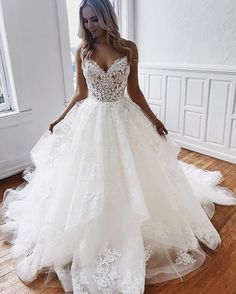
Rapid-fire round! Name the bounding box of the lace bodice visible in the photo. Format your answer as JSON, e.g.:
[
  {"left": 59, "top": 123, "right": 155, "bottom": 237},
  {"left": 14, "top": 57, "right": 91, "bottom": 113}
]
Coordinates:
[{"left": 82, "top": 56, "right": 130, "bottom": 102}]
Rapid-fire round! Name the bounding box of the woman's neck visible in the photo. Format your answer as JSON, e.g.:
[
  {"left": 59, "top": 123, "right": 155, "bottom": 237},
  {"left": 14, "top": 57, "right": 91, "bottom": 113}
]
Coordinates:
[{"left": 94, "top": 33, "right": 108, "bottom": 45}]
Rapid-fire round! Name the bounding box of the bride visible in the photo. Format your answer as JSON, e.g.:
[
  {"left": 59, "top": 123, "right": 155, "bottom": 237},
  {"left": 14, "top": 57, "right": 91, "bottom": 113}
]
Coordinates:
[{"left": 1, "top": 0, "right": 236, "bottom": 293}]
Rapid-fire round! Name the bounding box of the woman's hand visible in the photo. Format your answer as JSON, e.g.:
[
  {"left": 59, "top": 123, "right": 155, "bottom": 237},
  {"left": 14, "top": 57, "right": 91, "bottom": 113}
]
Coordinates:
[
  {"left": 153, "top": 119, "right": 168, "bottom": 137},
  {"left": 49, "top": 119, "right": 62, "bottom": 133}
]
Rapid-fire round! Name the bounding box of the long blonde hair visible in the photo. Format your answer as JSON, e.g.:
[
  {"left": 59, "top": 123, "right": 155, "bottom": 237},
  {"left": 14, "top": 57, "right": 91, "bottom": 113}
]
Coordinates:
[{"left": 78, "top": 0, "right": 132, "bottom": 64}]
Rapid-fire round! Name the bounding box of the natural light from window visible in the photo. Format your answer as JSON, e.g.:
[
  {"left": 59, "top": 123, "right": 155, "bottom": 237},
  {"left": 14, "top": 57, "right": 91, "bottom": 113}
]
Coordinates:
[{"left": 65, "top": 0, "right": 119, "bottom": 88}]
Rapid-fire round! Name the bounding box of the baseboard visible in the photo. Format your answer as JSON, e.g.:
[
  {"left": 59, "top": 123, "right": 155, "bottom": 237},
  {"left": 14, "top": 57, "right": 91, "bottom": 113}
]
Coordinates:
[
  {"left": 0, "top": 153, "right": 33, "bottom": 180},
  {"left": 175, "top": 139, "right": 236, "bottom": 164}
]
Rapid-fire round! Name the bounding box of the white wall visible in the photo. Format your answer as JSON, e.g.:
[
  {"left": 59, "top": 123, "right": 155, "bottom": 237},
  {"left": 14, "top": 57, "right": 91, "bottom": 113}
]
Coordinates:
[
  {"left": 135, "top": 0, "right": 236, "bottom": 163},
  {"left": 0, "top": 0, "right": 70, "bottom": 179},
  {"left": 135, "top": 0, "right": 236, "bottom": 65},
  {"left": 138, "top": 65, "right": 236, "bottom": 163}
]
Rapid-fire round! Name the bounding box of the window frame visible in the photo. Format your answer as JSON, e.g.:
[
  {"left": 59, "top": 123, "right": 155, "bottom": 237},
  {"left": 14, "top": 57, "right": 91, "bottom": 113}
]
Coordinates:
[
  {"left": 0, "top": 1, "right": 12, "bottom": 112},
  {"left": 119, "top": 0, "right": 134, "bottom": 41},
  {"left": 0, "top": 0, "right": 32, "bottom": 128}
]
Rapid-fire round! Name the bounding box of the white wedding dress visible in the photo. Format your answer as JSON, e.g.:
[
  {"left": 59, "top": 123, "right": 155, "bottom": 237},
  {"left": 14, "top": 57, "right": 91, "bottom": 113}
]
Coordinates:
[{"left": 1, "top": 55, "right": 236, "bottom": 294}]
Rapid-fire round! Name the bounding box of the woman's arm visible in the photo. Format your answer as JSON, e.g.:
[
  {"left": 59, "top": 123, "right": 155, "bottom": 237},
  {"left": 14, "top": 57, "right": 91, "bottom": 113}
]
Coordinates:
[
  {"left": 49, "top": 47, "right": 88, "bottom": 132},
  {"left": 127, "top": 41, "right": 168, "bottom": 137}
]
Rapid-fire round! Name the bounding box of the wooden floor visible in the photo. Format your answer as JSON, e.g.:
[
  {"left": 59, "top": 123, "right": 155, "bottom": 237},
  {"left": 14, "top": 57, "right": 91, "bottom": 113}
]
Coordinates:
[{"left": 0, "top": 148, "right": 236, "bottom": 294}]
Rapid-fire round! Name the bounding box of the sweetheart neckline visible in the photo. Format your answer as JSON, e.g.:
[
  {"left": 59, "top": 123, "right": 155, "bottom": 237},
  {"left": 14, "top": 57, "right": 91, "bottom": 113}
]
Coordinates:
[{"left": 87, "top": 55, "right": 128, "bottom": 74}]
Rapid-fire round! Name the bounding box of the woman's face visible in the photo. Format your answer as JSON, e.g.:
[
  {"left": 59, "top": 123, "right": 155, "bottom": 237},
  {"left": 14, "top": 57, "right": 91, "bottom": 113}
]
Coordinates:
[{"left": 82, "top": 6, "right": 105, "bottom": 38}]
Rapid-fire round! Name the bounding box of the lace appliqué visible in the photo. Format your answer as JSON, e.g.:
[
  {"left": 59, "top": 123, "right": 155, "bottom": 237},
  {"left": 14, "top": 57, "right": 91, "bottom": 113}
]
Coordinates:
[
  {"left": 46, "top": 116, "right": 75, "bottom": 168},
  {"left": 80, "top": 192, "right": 100, "bottom": 219},
  {"left": 83, "top": 56, "right": 130, "bottom": 102},
  {"left": 22, "top": 166, "right": 35, "bottom": 182},
  {"left": 24, "top": 241, "right": 36, "bottom": 256},
  {"left": 71, "top": 271, "right": 89, "bottom": 294},
  {"left": 144, "top": 244, "right": 152, "bottom": 262},
  {"left": 122, "top": 272, "right": 144, "bottom": 294},
  {"left": 142, "top": 220, "right": 173, "bottom": 241},
  {"left": 142, "top": 220, "right": 200, "bottom": 250},
  {"left": 92, "top": 242, "right": 122, "bottom": 293},
  {"left": 71, "top": 242, "right": 146, "bottom": 294},
  {"left": 175, "top": 250, "right": 197, "bottom": 266},
  {"left": 192, "top": 225, "right": 221, "bottom": 249}
]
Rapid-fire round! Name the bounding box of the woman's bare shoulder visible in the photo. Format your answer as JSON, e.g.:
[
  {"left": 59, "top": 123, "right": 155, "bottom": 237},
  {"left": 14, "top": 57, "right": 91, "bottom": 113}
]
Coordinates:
[
  {"left": 76, "top": 44, "right": 82, "bottom": 55},
  {"left": 123, "top": 38, "right": 136, "bottom": 48},
  {"left": 75, "top": 44, "right": 83, "bottom": 65},
  {"left": 124, "top": 39, "right": 138, "bottom": 59}
]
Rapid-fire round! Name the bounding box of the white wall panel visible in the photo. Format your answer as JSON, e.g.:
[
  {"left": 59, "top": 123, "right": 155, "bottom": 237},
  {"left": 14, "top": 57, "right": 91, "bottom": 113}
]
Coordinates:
[
  {"left": 184, "top": 111, "right": 202, "bottom": 139},
  {"left": 149, "top": 75, "right": 162, "bottom": 101},
  {"left": 139, "top": 63, "right": 236, "bottom": 163},
  {"left": 233, "top": 86, "right": 236, "bottom": 114},
  {"left": 165, "top": 77, "right": 182, "bottom": 134},
  {"left": 185, "top": 78, "right": 204, "bottom": 108},
  {"left": 138, "top": 73, "right": 147, "bottom": 96},
  {"left": 206, "top": 80, "right": 230, "bottom": 145},
  {"left": 149, "top": 103, "right": 162, "bottom": 119},
  {"left": 230, "top": 120, "right": 236, "bottom": 149}
]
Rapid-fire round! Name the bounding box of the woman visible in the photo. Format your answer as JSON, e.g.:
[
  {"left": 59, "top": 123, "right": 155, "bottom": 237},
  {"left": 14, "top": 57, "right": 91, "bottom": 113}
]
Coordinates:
[{"left": 1, "top": 0, "right": 236, "bottom": 293}]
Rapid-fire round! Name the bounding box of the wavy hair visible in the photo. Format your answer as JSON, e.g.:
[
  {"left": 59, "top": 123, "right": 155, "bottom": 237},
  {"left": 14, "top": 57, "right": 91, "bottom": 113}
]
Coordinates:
[{"left": 78, "top": 0, "right": 132, "bottom": 64}]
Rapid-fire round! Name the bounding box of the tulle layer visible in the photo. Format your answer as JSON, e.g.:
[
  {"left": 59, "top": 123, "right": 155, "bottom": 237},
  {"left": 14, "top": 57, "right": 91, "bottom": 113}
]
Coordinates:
[{"left": 1, "top": 96, "right": 236, "bottom": 293}]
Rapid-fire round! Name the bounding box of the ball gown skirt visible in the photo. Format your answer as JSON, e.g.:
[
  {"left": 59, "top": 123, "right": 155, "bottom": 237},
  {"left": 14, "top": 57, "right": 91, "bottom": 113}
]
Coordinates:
[{"left": 0, "top": 56, "right": 236, "bottom": 294}]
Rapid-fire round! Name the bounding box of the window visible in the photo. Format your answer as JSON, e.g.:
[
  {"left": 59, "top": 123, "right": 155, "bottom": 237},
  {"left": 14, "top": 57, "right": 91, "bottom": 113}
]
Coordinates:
[
  {"left": 110, "top": 0, "right": 120, "bottom": 17},
  {"left": 0, "top": 9, "right": 11, "bottom": 112},
  {"left": 65, "top": 0, "right": 80, "bottom": 88},
  {"left": 65, "top": 0, "right": 121, "bottom": 89}
]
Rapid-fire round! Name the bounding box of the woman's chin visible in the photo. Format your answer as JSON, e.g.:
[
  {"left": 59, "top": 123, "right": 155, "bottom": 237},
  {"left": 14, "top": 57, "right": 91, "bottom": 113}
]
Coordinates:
[{"left": 92, "top": 31, "right": 105, "bottom": 39}]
